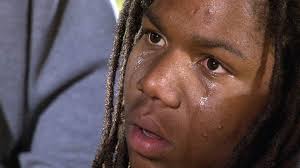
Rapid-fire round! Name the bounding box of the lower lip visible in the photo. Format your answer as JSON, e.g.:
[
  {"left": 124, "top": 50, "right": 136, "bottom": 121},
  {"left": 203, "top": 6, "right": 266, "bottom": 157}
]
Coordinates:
[{"left": 127, "top": 125, "right": 172, "bottom": 158}]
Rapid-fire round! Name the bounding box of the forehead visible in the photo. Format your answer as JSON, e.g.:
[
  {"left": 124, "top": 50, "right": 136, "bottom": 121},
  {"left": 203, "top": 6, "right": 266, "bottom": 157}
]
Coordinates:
[
  {"left": 147, "top": 0, "right": 265, "bottom": 59},
  {"left": 150, "top": 0, "right": 254, "bottom": 20}
]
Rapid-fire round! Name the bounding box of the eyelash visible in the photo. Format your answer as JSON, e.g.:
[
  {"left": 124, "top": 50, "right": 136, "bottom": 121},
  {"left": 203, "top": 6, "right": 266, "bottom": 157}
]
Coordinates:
[
  {"left": 141, "top": 29, "right": 166, "bottom": 47},
  {"left": 198, "top": 55, "right": 230, "bottom": 77},
  {"left": 139, "top": 28, "right": 231, "bottom": 77}
]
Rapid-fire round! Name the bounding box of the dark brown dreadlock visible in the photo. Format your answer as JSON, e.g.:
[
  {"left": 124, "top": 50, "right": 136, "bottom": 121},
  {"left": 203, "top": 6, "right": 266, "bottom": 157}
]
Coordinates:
[{"left": 93, "top": 0, "right": 300, "bottom": 167}]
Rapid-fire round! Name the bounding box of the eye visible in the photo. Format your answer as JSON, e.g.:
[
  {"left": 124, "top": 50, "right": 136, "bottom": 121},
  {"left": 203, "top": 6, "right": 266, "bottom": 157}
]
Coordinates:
[
  {"left": 202, "top": 57, "right": 227, "bottom": 74},
  {"left": 147, "top": 32, "right": 166, "bottom": 47}
]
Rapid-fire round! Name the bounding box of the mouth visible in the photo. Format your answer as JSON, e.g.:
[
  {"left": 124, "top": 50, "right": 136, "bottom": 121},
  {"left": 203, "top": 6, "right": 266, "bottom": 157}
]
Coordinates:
[{"left": 127, "top": 122, "right": 173, "bottom": 159}]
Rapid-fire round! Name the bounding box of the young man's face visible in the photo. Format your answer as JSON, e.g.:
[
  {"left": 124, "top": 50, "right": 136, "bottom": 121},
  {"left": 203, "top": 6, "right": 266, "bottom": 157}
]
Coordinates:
[{"left": 124, "top": 0, "right": 274, "bottom": 167}]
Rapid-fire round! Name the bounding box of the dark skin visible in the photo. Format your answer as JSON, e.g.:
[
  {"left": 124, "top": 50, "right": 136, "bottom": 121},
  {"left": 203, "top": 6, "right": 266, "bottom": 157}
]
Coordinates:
[{"left": 124, "top": 0, "right": 274, "bottom": 167}]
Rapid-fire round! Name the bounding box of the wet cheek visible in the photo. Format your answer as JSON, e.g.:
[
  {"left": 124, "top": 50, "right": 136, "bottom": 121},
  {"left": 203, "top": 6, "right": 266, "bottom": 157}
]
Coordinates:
[
  {"left": 124, "top": 49, "right": 157, "bottom": 113},
  {"left": 207, "top": 93, "right": 268, "bottom": 144},
  {"left": 180, "top": 89, "right": 268, "bottom": 163},
  {"left": 178, "top": 76, "right": 215, "bottom": 137},
  {"left": 124, "top": 51, "right": 141, "bottom": 111}
]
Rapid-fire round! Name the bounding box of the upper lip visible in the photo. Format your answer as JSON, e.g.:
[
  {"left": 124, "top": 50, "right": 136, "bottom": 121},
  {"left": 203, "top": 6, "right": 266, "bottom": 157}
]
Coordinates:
[{"left": 129, "top": 114, "right": 170, "bottom": 143}]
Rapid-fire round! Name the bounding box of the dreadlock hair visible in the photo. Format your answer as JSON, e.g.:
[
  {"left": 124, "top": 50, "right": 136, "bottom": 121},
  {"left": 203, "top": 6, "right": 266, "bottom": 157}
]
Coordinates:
[{"left": 93, "top": 0, "right": 300, "bottom": 167}]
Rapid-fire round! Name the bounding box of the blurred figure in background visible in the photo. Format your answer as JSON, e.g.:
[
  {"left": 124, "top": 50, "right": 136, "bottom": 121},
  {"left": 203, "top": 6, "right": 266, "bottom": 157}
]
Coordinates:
[{"left": 0, "top": 0, "right": 115, "bottom": 167}]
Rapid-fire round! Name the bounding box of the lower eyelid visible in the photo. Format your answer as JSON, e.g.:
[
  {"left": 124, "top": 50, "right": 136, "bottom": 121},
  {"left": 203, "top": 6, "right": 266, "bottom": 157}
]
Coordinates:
[
  {"left": 203, "top": 56, "right": 233, "bottom": 74},
  {"left": 198, "top": 65, "right": 218, "bottom": 80},
  {"left": 197, "top": 59, "right": 227, "bottom": 77}
]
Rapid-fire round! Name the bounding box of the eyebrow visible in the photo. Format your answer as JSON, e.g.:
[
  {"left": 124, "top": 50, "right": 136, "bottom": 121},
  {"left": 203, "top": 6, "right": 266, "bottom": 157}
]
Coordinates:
[
  {"left": 192, "top": 36, "right": 246, "bottom": 59},
  {"left": 144, "top": 9, "right": 167, "bottom": 34},
  {"left": 144, "top": 9, "right": 245, "bottom": 59}
]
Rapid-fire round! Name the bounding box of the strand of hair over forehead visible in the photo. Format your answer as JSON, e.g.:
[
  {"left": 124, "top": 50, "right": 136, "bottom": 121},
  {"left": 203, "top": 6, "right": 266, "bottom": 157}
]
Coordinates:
[
  {"left": 93, "top": 0, "right": 151, "bottom": 167},
  {"left": 93, "top": 0, "right": 300, "bottom": 167}
]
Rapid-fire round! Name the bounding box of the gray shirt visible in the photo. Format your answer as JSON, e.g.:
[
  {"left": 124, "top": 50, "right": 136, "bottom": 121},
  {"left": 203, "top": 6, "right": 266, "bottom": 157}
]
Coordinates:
[{"left": 0, "top": 0, "right": 114, "bottom": 167}]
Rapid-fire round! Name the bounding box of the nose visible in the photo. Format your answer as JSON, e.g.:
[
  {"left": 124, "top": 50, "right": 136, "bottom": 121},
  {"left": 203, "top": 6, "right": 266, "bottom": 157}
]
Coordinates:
[{"left": 136, "top": 52, "right": 181, "bottom": 108}]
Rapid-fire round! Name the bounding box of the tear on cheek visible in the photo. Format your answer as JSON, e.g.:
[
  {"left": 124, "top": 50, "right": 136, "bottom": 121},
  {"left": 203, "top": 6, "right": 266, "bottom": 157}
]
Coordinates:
[
  {"left": 134, "top": 56, "right": 145, "bottom": 71},
  {"left": 199, "top": 97, "right": 209, "bottom": 106},
  {"left": 134, "top": 51, "right": 155, "bottom": 71},
  {"left": 208, "top": 83, "right": 217, "bottom": 90}
]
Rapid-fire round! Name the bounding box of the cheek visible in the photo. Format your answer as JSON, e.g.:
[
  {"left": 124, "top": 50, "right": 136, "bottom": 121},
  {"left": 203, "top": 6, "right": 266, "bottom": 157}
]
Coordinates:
[
  {"left": 180, "top": 84, "right": 268, "bottom": 164},
  {"left": 124, "top": 47, "right": 143, "bottom": 103},
  {"left": 207, "top": 94, "right": 267, "bottom": 139},
  {"left": 124, "top": 55, "right": 133, "bottom": 103},
  {"left": 124, "top": 46, "right": 155, "bottom": 113}
]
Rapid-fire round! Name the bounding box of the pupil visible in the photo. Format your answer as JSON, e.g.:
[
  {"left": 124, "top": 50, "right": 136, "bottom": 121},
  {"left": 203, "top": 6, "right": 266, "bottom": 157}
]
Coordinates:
[
  {"left": 207, "top": 58, "right": 219, "bottom": 70},
  {"left": 150, "top": 33, "right": 161, "bottom": 44}
]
